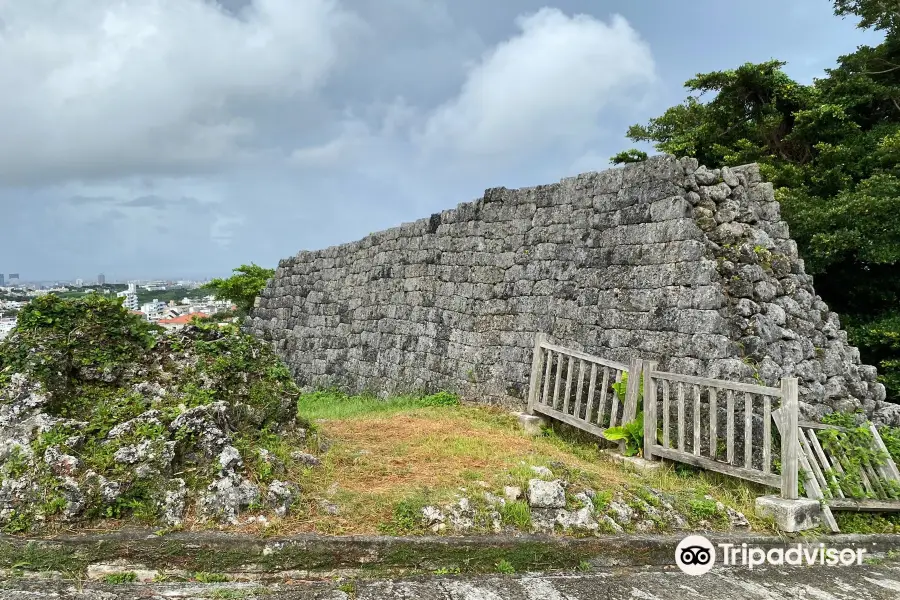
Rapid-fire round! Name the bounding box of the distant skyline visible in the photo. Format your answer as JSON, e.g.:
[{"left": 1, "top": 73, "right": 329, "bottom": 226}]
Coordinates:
[{"left": 0, "top": 0, "right": 883, "bottom": 280}]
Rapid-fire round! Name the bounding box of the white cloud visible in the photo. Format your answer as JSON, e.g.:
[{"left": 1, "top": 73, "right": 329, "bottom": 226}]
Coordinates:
[
  {"left": 417, "top": 9, "right": 657, "bottom": 157},
  {"left": 0, "top": 0, "right": 361, "bottom": 184}
]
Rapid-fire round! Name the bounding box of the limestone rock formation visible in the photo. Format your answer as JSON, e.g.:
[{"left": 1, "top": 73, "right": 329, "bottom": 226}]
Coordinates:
[{"left": 247, "top": 156, "right": 897, "bottom": 425}]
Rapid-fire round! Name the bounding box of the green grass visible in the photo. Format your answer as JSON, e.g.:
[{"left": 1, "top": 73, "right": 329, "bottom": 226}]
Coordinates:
[
  {"left": 297, "top": 390, "right": 459, "bottom": 420},
  {"left": 499, "top": 501, "right": 531, "bottom": 530},
  {"left": 101, "top": 571, "right": 137, "bottom": 584}
]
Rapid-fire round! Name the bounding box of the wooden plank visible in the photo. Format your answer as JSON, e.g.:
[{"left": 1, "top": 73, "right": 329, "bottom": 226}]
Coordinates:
[
  {"left": 797, "top": 441, "right": 840, "bottom": 532},
  {"left": 651, "top": 446, "right": 781, "bottom": 488},
  {"left": 726, "top": 389, "right": 735, "bottom": 464},
  {"left": 562, "top": 356, "right": 575, "bottom": 415},
  {"left": 854, "top": 451, "right": 877, "bottom": 497},
  {"left": 552, "top": 352, "right": 563, "bottom": 410},
  {"left": 649, "top": 370, "right": 780, "bottom": 397},
  {"left": 709, "top": 387, "right": 718, "bottom": 461},
  {"left": 861, "top": 460, "right": 885, "bottom": 498},
  {"left": 541, "top": 349, "right": 553, "bottom": 407},
  {"left": 538, "top": 341, "right": 629, "bottom": 371},
  {"left": 533, "top": 403, "right": 609, "bottom": 440},
  {"left": 622, "top": 357, "right": 643, "bottom": 424},
  {"left": 584, "top": 363, "right": 598, "bottom": 424},
  {"left": 799, "top": 420, "right": 851, "bottom": 433},
  {"left": 597, "top": 367, "right": 610, "bottom": 428},
  {"left": 828, "top": 499, "right": 900, "bottom": 512},
  {"left": 799, "top": 429, "right": 831, "bottom": 498},
  {"left": 610, "top": 371, "right": 623, "bottom": 429},
  {"left": 526, "top": 333, "right": 546, "bottom": 415},
  {"left": 677, "top": 382, "right": 685, "bottom": 452},
  {"left": 693, "top": 384, "right": 701, "bottom": 456},
  {"left": 662, "top": 379, "right": 671, "bottom": 449},
  {"left": 574, "top": 360, "right": 586, "bottom": 420},
  {"left": 762, "top": 395, "right": 771, "bottom": 474},
  {"left": 806, "top": 430, "right": 845, "bottom": 499},
  {"left": 643, "top": 361, "right": 658, "bottom": 460},
  {"left": 780, "top": 378, "right": 800, "bottom": 500},
  {"left": 744, "top": 392, "right": 753, "bottom": 469},
  {"left": 870, "top": 423, "right": 900, "bottom": 481}
]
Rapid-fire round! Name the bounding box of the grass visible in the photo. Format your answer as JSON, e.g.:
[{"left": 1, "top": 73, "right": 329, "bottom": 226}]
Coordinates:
[
  {"left": 101, "top": 571, "right": 137, "bottom": 584},
  {"left": 252, "top": 389, "right": 778, "bottom": 536}
]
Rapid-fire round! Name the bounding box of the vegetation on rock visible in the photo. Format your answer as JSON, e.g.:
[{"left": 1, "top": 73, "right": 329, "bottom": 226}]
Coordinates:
[
  {"left": 613, "top": 0, "right": 900, "bottom": 403},
  {"left": 0, "top": 294, "right": 312, "bottom": 533}
]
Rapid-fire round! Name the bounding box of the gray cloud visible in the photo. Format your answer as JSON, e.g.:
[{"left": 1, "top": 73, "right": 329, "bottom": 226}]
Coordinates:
[{"left": 0, "top": 0, "right": 885, "bottom": 281}]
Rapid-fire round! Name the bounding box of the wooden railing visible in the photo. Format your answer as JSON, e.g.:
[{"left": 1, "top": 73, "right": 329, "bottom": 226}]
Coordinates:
[
  {"left": 526, "top": 333, "right": 640, "bottom": 440},
  {"left": 642, "top": 361, "right": 799, "bottom": 499},
  {"left": 524, "top": 333, "right": 900, "bottom": 530},
  {"left": 774, "top": 416, "right": 900, "bottom": 532}
]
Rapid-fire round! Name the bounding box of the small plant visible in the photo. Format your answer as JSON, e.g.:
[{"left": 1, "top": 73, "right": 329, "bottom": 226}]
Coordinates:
[
  {"left": 337, "top": 581, "right": 356, "bottom": 595},
  {"left": 495, "top": 559, "right": 515, "bottom": 574},
  {"left": 420, "top": 391, "right": 460, "bottom": 407},
  {"left": 603, "top": 413, "right": 645, "bottom": 457},
  {"left": 688, "top": 498, "right": 719, "bottom": 520},
  {"left": 102, "top": 571, "right": 138, "bottom": 584},
  {"left": 499, "top": 500, "right": 532, "bottom": 530},
  {"left": 433, "top": 566, "right": 461, "bottom": 575},
  {"left": 577, "top": 560, "right": 592, "bottom": 572}
]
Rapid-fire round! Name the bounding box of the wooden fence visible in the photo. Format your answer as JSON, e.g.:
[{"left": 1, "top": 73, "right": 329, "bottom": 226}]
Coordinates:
[
  {"left": 774, "top": 414, "right": 900, "bottom": 532},
  {"left": 526, "top": 333, "right": 640, "bottom": 440},
  {"left": 641, "top": 361, "right": 799, "bottom": 499},
  {"left": 526, "top": 333, "right": 900, "bottom": 531}
]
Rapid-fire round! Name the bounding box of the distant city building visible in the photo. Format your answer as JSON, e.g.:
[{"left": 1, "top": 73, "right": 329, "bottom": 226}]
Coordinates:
[
  {"left": 74, "top": 278, "right": 83, "bottom": 287},
  {"left": 0, "top": 274, "right": 4, "bottom": 286},
  {"left": 8, "top": 273, "right": 19, "bottom": 283},
  {"left": 0, "top": 316, "right": 15, "bottom": 340},
  {"left": 98, "top": 273, "right": 106, "bottom": 286},
  {"left": 116, "top": 283, "right": 139, "bottom": 311}
]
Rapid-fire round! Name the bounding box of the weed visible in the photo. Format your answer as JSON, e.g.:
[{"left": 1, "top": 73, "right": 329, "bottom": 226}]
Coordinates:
[
  {"left": 688, "top": 498, "right": 719, "bottom": 520},
  {"left": 433, "top": 566, "right": 461, "bottom": 575},
  {"left": 337, "top": 581, "right": 356, "bottom": 595},
  {"left": 102, "top": 571, "right": 138, "bottom": 584},
  {"left": 495, "top": 559, "right": 515, "bottom": 574},
  {"left": 499, "top": 500, "right": 531, "bottom": 530}
]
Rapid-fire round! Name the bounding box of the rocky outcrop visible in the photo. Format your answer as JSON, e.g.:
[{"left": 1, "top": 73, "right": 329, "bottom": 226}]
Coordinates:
[{"left": 248, "top": 155, "right": 896, "bottom": 425}]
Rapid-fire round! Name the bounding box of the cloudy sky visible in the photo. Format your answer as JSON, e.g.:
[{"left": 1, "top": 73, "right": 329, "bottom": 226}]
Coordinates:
[{"left": 0, "top": 0, "right": 883, "bottom": 282}]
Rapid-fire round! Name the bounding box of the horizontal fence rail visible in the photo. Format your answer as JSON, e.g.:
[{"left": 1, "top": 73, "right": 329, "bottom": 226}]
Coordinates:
[
  {"left": 527, "top": 334, "right": 639, "bottom": 440},
  {"left": 643, "top": 361, "right": 799, "bottom": 498}
]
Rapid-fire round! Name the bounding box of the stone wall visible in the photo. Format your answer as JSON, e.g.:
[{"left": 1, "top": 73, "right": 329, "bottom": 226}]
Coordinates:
[{"left": 246, "top": 155, "right": 899, "bottom": 425}]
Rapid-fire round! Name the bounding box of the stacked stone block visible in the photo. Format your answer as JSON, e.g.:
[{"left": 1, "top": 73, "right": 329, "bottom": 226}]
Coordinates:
[{"left": 245, "top": 155, "right": 899, "bottom": 425}]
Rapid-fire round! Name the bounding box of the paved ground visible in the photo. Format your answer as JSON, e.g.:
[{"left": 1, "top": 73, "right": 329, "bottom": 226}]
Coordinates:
[{"left": 3, "top": 560, "right": 900, "bottom": 600}]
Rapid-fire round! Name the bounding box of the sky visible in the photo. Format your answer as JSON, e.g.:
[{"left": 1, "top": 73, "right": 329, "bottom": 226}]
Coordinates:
[{"left": 0, "top": 0, "right": 884, "bottom": 282}]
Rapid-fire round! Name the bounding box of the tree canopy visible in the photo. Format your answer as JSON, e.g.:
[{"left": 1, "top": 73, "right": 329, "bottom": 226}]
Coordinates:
[
  {"left": 613, "top": 1, "right": 900, "bottom": 401},
  {"left": 204, "top": 263, "right": 274, "bottom": 316}
]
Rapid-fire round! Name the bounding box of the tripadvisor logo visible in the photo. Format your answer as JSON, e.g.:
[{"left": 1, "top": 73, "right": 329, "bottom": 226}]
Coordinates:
[
  {"left": 676, "top": 535, "right": 716, "bottom": 575},
  {"left": 675, "top": 535, "right": 866, "bottom": 575}
]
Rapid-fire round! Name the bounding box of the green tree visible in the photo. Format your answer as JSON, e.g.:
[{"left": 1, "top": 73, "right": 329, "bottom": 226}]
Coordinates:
[
  {"left": 610, "top": 149, "right": 648, "bottom": 165},
  {"left": 616, "top": 5, "right": 900, "bottom": 401},
  {"left": 204, "top": 263, "right": 274, "bottom": 316}
]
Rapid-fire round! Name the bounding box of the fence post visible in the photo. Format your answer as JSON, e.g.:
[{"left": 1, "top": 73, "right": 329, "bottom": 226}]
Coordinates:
[
  {"left": 643, "top": 360, "right": 658, "bottom": 460},
  {"left": 780, "top": 377, "right": 799, "bottom": 500},
  {"left": 526, "top": 333, "right": 547, "bottom": 415},
  {"left": 623, "top": 356, "right": 643, "bottom": 424}
]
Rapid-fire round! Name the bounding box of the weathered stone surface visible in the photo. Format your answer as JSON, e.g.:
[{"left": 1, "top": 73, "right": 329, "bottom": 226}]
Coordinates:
[
  {"left": 755, "top": 495, "right": 821, "bottom": 532},
  {"left": 527, "top": 479, "right": 566, "bottom": 509},
  {"left": 247, "top": 156, "right": 889, "bottom": 424}
]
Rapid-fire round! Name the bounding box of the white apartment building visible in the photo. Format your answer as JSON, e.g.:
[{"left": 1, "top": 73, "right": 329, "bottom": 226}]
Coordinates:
[
  {"left": 0, "top": 317, "right": 16, "bottom": 340},
  {"left": 117, "top": 290, "right": 139, "bottom": 311}
]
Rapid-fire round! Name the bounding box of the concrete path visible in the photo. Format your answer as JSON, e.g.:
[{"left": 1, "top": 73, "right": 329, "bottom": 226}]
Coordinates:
[{"left": 3, "top": 560, "right": 900, "bottom": 600}]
